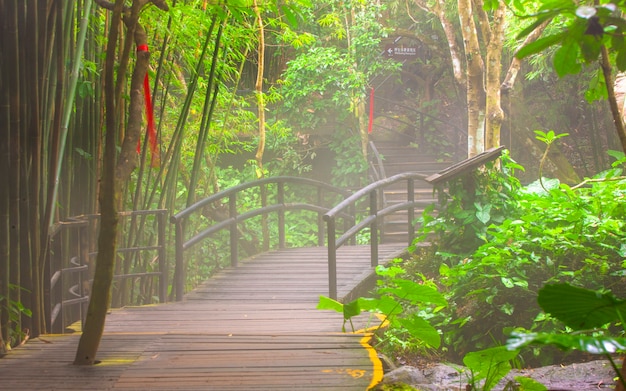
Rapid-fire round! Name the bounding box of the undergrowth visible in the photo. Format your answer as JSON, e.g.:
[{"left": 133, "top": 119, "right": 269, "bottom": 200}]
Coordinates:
[{"left": 379, "top": 147, "right": 626, "bottom": 366}]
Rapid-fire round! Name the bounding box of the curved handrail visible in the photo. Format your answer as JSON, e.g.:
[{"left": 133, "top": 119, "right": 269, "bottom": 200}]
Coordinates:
[
  {"left": 368, "top": 141, "right": 387, "bottom": 182},
  {"left": 323, "top": 172, "right": 432, "bottom": 299},
  {"left": 170, "top": 176, "right": 352, "bottom": 301},
  {"left": 47, "top": 210, "right": 168, "bottom": 333},
  {"left": 171, "top": 176, "right": 350, "bottom": 223}
]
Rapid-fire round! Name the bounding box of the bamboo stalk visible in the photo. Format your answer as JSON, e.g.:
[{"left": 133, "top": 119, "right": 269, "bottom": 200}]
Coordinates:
[
  {"left": 0, "top": 0, "right": 14, "bottom": 353},
  {"left": 7, "top": 0, "right": 22, "bottom": 348},
  {"left": 186, "top": 22, "right": 224, "bottom": 207},
  {"left": 48, "top": 0, "right": 94, "bottom": 229}
]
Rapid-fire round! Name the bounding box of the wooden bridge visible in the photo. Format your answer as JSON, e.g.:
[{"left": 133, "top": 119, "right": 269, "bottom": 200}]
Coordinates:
[
  {"left": 2, "top": 171, "right": 434, "bottom": 390},
  {"left": 0, "top": 146, "right": 503, "bottom": 390},
  {"left": 0, "top": 244, "right": 408, "bottom": 390}
]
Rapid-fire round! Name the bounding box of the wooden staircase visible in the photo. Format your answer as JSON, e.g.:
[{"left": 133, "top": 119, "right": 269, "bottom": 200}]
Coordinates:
[{"left": 368, "top": 141, "right": 455, "bottom": 243}]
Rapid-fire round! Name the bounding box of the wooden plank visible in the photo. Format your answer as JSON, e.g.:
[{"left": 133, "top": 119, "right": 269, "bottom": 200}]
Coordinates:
[{"left": 0, "top": 245, "right": 403, "bottom": 390}]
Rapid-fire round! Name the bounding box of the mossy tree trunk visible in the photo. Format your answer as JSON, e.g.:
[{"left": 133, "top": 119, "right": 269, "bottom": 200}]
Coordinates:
[{"left": 73, "top": 0, "right": 168, "bottom": 365}]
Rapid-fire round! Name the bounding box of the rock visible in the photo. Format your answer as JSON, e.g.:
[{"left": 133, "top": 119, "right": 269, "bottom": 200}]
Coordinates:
[
  {"left": 377, "top": 363, "right": 468, "bottom": 390},
  {"left": 377, "top": 360, "right": 620, "bottom": 391}
]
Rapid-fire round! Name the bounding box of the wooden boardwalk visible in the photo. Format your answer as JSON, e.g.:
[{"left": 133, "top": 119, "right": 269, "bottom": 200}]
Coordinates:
[{"left": 0, "top": 244, "right": 406, "bottom": 390}]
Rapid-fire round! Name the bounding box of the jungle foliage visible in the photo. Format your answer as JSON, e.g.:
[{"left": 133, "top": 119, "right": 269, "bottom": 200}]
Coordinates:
[
  {"left": 370, "top": 145, "right": 626, "bottom": 367},
  {"left": 3, "top": 0, "right": 626, "bottom": 367}
]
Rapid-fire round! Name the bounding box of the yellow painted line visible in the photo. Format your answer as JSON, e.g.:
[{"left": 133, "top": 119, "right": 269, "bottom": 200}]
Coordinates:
[{"left": 360, "top": 333, "right": 384, "bottom": 390}]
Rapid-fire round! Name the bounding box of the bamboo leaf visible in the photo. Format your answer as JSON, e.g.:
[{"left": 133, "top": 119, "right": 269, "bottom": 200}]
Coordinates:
[{"left": 281, "top": 5, "right": 299, "bottom": 28}]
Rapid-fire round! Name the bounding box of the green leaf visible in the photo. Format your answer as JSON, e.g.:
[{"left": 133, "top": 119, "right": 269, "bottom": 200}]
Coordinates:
[
  {"left": 382, "top": 279, "right": 447, "bottom": 307},
  {"left": 579, "top": 35, "right": 602, "bottom": 64},
  {"left": 607, "top": 149, "right": 626, "bottom": 163},
  {"left": 397, "top": 314, "right": 441, "bottom": 348},
  {"left": 317, "top": 296, "right": 343, "bottom": 313},
  {"left": 343, "top": 299, "right": 362, "bottom": 319},
  {"left": 482, "top": 0, "right": 498, "bottom": 12},
  {"left": 514, "top": 376, "right": 548, "bottom": 391},
  {"left": 515, "top": 13, "right": 559, "bottom": 42},
  {"left": 554, "top": 40, "right": 581, "bottom": 77},
  {"left": 475, "top": 203, "right": 492, "bottom": 224},
  {"left": 501, "top": 277, "right": 514, "bottom": 288},
  {"left": 524, "top": 178, "right": 560, "bottom": 194},
  {"left": 358, "top": 296, "right": 404, "bottom": 317},
  {"left": 507, "top": 331, "right": 626, "bottom": 354},
  {"left": 515, "top": 31, "right": 566, "bottom": 59},
  {"left": 463, "top": 346, "right": 519, "bottom": 390},
  {"left": 537, "top": 284, "right": 626, "bottom": 330},
  {"left": 281, "top": 5, "right": 299, "bottom": 28},
  {"left": 616, "top": 45, "right": 626, "bottom": 71}
]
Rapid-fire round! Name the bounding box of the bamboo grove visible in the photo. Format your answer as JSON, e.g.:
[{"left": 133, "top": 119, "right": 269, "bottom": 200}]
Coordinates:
[{"left": 0, "top": 0, "right": 300, "bottom": 355}]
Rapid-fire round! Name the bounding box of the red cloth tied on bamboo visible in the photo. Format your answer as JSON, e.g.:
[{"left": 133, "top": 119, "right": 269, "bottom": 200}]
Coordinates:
[{"left": 136, "top": 44, "right": 160, "bottom": 167}]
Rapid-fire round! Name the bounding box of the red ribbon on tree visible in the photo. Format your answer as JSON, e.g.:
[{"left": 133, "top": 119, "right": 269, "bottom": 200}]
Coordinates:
[{"left": 136, "top": 44, "right": 159, "bottom": 166}]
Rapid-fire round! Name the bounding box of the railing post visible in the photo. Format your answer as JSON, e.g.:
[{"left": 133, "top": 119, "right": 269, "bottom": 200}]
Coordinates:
[
  {"left": 229, "top": 193, "right": 238, "bottom": 267},
  {"left": 47, "top": 226, "right": 61, "bottom": 333},
  {"left": 326, "top": 217, "right": 338, "bottom": 300},
  {"left": 378, "top": 186, "right": 386, "bottom": 243},
  {"left": 44, "top": 230, "right": 52, "bottom": 333},
  {"left": 278, "top": 182, "right": 285, "bottom": 249},
  {"left": 407, "top": 178, "right": 415, "bottom": 246},
  {"left": 317, "top": 188, "right": 324, "bottom": 246},
  {"left": 174, "top": 220, "right": 184, "bottom": 301},
  {"left": 157, "top": 210, "right": 167, "bottom": 303},
  {"left": 370, "top": 189, "right": 378, "bottom": 267},
  {"left": 78, "top": 221, "right": 89, "bottom": 325},
  {"left": 348, "top": 204, "right": 356, "bottom": 245}
]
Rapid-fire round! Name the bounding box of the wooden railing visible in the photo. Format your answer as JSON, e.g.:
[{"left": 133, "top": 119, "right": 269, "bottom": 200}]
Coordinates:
[
  {"left": 367, "top": 141, "right": 387, "bottom": 182},
  {"left": 170, "top": 177, "right": 352, "bottom": 301},
  {"left": 46, "top": 149, "right": 504, "bottom": 323},
  {"left": 46, "top": 210, "right": 168, "bottom": 333},
  {"left": 46, "top": 218, "right": 90, "bottom": 334},
  {"left": 323, "top": 172, "right": 433, "bottom": 299}
]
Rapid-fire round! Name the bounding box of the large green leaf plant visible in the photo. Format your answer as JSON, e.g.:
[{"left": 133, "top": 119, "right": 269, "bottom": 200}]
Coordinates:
[
  {"left": 507, "top": 283, "right": 626, "bottom": 389},
  {"left": 410, "top": 142, "right": 626, "bottom": 363}
]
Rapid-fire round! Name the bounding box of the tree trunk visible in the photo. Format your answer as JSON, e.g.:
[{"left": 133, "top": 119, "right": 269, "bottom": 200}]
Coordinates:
[
  {"left": 253, "top": 0, "right": 270, "bottom": 248},
  {"left": 254, "top": 0, "right": 266, "bottom": 174},
  {"left": 501, "top": 20, "right": 550, "bottom": 92},
  {"left": 415, "top": 0, "right": 465, "bottom": 91},
  {"left": 74, "top": 0, "right": 125, "bottom": 365},
  {"left": 458, "top": 0, "right": 485, "bottom": 157},
  {"left": 485, "top": 1, "right": 505, "bottom": 150},
  {"left": 115, "top": 21, "right": 149, "bottom": 185},
  {"left": 74, "top": 0, "right": 168, "bottom": 364},
  {"left": 601, "top": 46, "right": 626, "bottom": 154}
]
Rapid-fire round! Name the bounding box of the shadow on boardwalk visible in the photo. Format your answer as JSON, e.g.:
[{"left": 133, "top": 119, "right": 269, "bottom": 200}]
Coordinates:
[{"left": 0, "top": 245, "right": 406, "bottom": 390}]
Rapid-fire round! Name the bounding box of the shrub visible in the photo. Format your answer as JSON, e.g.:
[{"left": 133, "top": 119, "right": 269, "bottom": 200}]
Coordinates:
[{"left": 409, "top": 149, "right": 626, "bottom": 364}]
